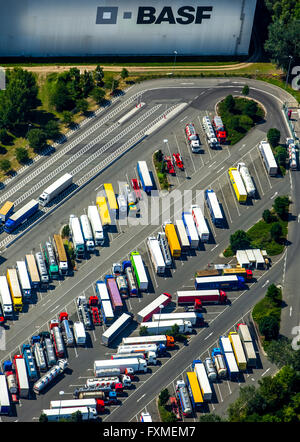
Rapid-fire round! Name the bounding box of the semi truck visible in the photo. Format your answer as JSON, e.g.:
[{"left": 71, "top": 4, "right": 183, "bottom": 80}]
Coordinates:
[
  {"left": 95, "top": 280, "right": 110, "bottom": 303},
  {"left": 80, "top": 214, "right": 95, "bottom": 252},
  {"left": 137, "top": 160, "right": 153, "bottom": 193},
  {"left": 211, "top": 348, "right": 227, "bottom": 378},
  {"left": 69, "top": 214, "right": 85, "bottom": 257},
  {"left": 22, "top": 343, "right": 38, "bottom": 382},
  {"left": 96, "top": 196, "right": 111, "bottom": 226},
  {"left": 73, "top": 322, "right": 87, "bottom": 346},
  {"left": 35, "top": 252, "right": 49, "bottom": 286},
  {"left": 140, "top": 319, "right": 193, "bottom": 335},
  {"left": 0, "top": 375, "right": 11, "bottom": 415},
  {"left": 59, "top": 312, "right": 74, "bottom": 347},
  {"left": 50, "top": 320, "right": 65, "bottom": 358},
  {"left": 52, "top": 234, "right": 68, "bottom": 276},
  {"left": 101, "top": 313, "right": 133, "bottom": 346},
  {"left": 147, "top": 236, "right": 166, "bottom": 274},
  {"left": 192, "top": 360, "right": 212, "bottom": 401},
  {"left": 177, "top": 290, "right": 227, "bottom": 307},
  {"left": 202, "top": 116, "right": 219, "bottom": 149},
  {"left": 100, "top": 300, "right": 115, "bottom": 325},
  {"left": 50, "top": 398, "right": 104, "bottom": 414},
  {"left": 3, "top": 361, "right": 18, "bottom": 395},
  {"left": 191, "top": 205, "right": 209, "bottom": 242},
  {"left": 176, "top": 380, "right": 192, "bottom": 416},
  {"left": 219, "top": 336, "right": 239, "bottom": 379},
  {"left": 42, "top": 406, "right": 97, "bottom": 421},
  {"left": 0, "top": 201, "right": 14, "bottom": 223},
  {"left": 117, "top": 194, "right": 127, "bottom": 217},
  {"left": 259, "top": 141, "right": 278, "bottom": 176},
  {"left": 117, "top": 343, "right": 166, "bottom": 357},
  {"left": 205, "top": 189, "right": 223, "bottom": 227},
  {"left": 185, "top": 123, "right": 201, "bottom": 152},
  {"left": 4, "top": 199, "right": 39, "bottom": 233},
  {"left": 228, "top": 168, "right": 248, "bottom": 203},
  {"left": 182, "top": 212, "right": 199, "bottom": 248},
  {"left": 13, "top": 355, "right": 29, "bottom": 399},
  {"left": 73, "top": 389, "right": 117, "bottom": 404},
  {"left": 25, "top": 254, "right": 40, "bottom": 289},
  {"left": 44, "top": 241, "right": 59, "bottom": 280},
  {"left": 6, "top": 268, "right": 22, "bottom": 312},
  {"left": 140, "top": 412, "right": 152, "bottom": 422},
  {"left": 223, "top": 267, "right": 252, "bottom": 280},
  {"left": 130, "top": 251, "right": 148, "bottom": 291},
  {"left": 186, "top": 371, "right": 203, "bottom": 410},
  {"left": 105, "top": 275, "right": 123, "bottom": 314},
  {"left": 121, "top": 335, "right": 175, "bottom": 348},
  {"left": 38, "top": 173, "right": 73, "bottom": 206},
  {"left": 237, "top": 163, "right": 256, "bottom": 198},
  {"left": 93, "top": 357, "right": 147, "bottom": 376},
  {"left": 110, "top": 352, "right": 159, "bottom": 365},
  {"left": 89, "top": 296, "right": 101, "bottom": 326},
  {"left": 33, "top": 359, "right": 68, "bottom": 395},
  {"left": 175, "top": 219, "right": 190, "bottom": 253},
  {"left": 116, "top": 275, "right": 128, "bottom": 298},
  {"left": 16, "top": 260, "right": 32, "bottom": 300},
  {"left": 87, "top": 205, "right": 104, "bottom": 246},
  {"left": 0, "top": 276, "right": 13, "bottom": 318},
  {"left": 152, "top": 311, "right": 203, "bottom": 326},
  {"left": 163, "top": 221, "right": 181, "bottom": 258},
  {"left": 236, "top": 323, "right": 257, "bottom": 368},
  {"left": 77, "top": 296, "right": 92, "bottom": 330},
  {"left": 41, "top": 332, "right": 57, "bottom": 367},
  {"left": 157, "top": 232, "right": 172, "bottom": 267},
  {"left": 228, "top": 332, "right": 247, "bottom": 371},
  {"left": 204, "top": 357, "right": 217, "bottom": 381},
  {"left": 136, "top": 292, "right": 172, "bottom": 322},
  {"left": 103, "top": 183, "right": 118, "bottom": 218},
  {"left": 31, "top": 336, "right": 47, "bottom": 372},
  {"left": 212, "top": 116, "right": 227, "bottom": 144},
  {"left": 122, "top": 261, "right": 138, "bottom": 296},
  {"left": 195, "top": 275, "right": 245, "bottom": 290}
]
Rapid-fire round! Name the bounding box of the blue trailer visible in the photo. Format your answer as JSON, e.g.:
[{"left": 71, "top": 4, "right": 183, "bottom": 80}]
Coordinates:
[
  {"left": 137, "top": 161, "right": 153, "bottom": 193},
  {"left": 22, "top": 343, "right": 38, "bottom": 382},
  {"left": 205, "top": 189, "right": 223, "bottom": 227},
  {"left": 195, "top": 275, "right": 245, "bottom": 290},
  {"left": 4, "top": 199, "right": 39, "bottom": 233}
]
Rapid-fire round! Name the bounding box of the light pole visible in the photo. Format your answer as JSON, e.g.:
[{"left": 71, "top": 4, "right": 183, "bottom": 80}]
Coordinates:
[
  {"left": 157, "top": 304, "right": 164, "bottom": 335},
  {"left": 285, "top": 55, "right": 293, "bottom": 89},
  {"left": 173, "top": 50, "right": 178, "bottom": 74}
]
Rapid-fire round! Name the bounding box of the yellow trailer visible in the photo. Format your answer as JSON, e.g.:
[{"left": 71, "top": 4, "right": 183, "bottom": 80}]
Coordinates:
[
  {"left": 228, "top": 332, "right": 247, "bottom": 371},
  {"left": 164, "top": 223, "right": 181, "bottom": 258},
  {"left": 223, "top": 267, "right": 253, "bottom": 280},
  {"left": 103, "top": 183, "right": 118, "bottom": 213},
  {"left": 0, "top": 201, "right": 14, "bottom": 223},
  {"left": 186, "top": 371, "right": 203, "bottom": 410},
  {"left": 228, "top": 168, "right": 247, "bottom": 203},
  {"left": 96, "top": 196, "right": 111, "bottom": 226},
  {"left": 6, "top": 269, "right": 22, "bottom": 312}
]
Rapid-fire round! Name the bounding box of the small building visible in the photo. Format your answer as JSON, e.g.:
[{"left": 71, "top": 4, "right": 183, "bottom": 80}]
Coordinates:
[
  {"left": 236, "top": 250, "right": 250, "bottom": 268},
  {"left": 245, "top": 249, "right": 256, "bottom": 268},
  {"left": 252, "top": 249, "right": 265, "bottom": 269}
]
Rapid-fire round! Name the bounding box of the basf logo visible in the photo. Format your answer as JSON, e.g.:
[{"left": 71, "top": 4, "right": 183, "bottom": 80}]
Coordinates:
[{"left": 96, "top": 5, "right": 213, "bottom": 25}]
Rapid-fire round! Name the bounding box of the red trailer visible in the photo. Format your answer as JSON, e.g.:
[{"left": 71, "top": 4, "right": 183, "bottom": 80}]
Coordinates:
[
  {"left": 89, "top": 296, "right": 101, "bottom": 326},
  {"left": 177, "top": 290, "right": 227, "bottom": 307},
  {"left": 212, "top": 116, "right": 227, "bottom": 144}
]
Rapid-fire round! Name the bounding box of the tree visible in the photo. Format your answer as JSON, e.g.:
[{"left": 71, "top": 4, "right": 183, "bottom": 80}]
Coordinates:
[
  {"left": 242, "top": 85, "right": 250, "bottom": 96},
  {"left": 239, "top": 115, "right": 253, "bottom": 130},
  {"left": 259, "top": 316, "right": 279, "bottom": 341},
  {"left": 104, "top": 77, "right": 119, "bottom": 92},
  {"left": 50, "top": 79, "right": 75, "bottom": 112},
  {"left": 67, "top": 67, "right": 83, "bottom": 101},
  {"left": 94, "top": 65, "right": 104, "bottom": 86},
  {"left": 266, "top": 337, "right": 295, "bottom": 368},
  {"left": 61, "top": 111, "right": 74, "bottom": 126},
  {"left": 39, "top": 413, "right": 48, "bottom": 422},
  {"left": 0, "top": 159, "right": 11, "bottom": 173},
  {"left": 76, "top": 98, "right": 89, "bottom": 114},
  {"left": 244, "top": 101, "right": 258, "bottom": 119},
  {"left": 27, "top": 129, "right": 47, "bottom": 152},
  {"left": 267, "top": 128, "right": 281, "bottom": 148},
  {"left": 199, "top": 413, "right": 224, "bottom": 422},
  {"left": 266, "top": 284, "right": 281, "bottom": 304},
  {"left": 62, "top": 224, "right": 70, "bottom": 238},
  {"left": 162, "top": 412, "right": 178, "bottom": 422},
  {"left": 70, "top": 410, "right": 83, "bottom": 422},
  {"left": 273, "top": 196, "right": 290, "bottom": 219},
  {"left": 230, "top": 230, "right": 251, "bottom": 253},
  {"left": 81, "top": 70, "right": 94, "bottom": 98},
  {"left": 262, "top": 209, "right": 273, "bottom": 223},
  {"left": 275, "top": 146, "right": 287, "bottom": 167},
  {"left": 91, "top": 87, "right": 106, "bottom": 104},
  {"left": 159, "top": 388, "right": 170, "bottom": 406},
  {"left": 0, "top": 129, "right": 10, "bottom": 144},
  {"left": 228, "top": 115, "right": 240, "bottom": 131},
  {"left": 44, "top": 120, "right": 60, "bottom": 140},
  {"left": 121, "top": 68, "right": 129, "bottom": 80},
  {"left": 270, "top": 222, "right": 283, "bottom": 242},
  {"left": 15, "top": 147, "right": 29, "bottom": 164},
  {"left": 224, "top": 95, "right": 235, "bottom": 112},
  {"left": 139, "top": 326, "right": 149, "bottom": 336}
]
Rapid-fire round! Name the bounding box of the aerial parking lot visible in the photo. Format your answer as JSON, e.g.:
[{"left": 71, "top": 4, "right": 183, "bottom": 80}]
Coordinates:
[{"left": 0, "top": 77, "right": 297, "bottom": 422}]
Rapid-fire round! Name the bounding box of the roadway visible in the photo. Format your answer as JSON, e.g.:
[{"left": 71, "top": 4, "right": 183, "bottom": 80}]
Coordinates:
[{"left": 0, "top": 77, "right": 297, "bottom": 421}]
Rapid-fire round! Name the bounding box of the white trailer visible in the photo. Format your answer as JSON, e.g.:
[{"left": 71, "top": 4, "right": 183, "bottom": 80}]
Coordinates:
[
  {"left": 140, "top": 320, "right": 193, "bottom": 334},
  {"left": 182, "top": 212, "right": 199, "bottom": 248},
  {"left": 157, "top": 232, "right": 172, "bottom": 267},
  {"left": 35, "top": 252, "right": 49, "bottom": 284},
  {"left": 117, "top": 194, "right": 128, "bottom": 216},
  {"left": 25, "top": 254, "right": 40, "bottom": 288},
  {"left": 237, "top": 163, "right": 256, "bottom": 198},
  {"left": 94, "top": 357, "right": 147, "bottom": 375},
  {"left": 69, "top": 215, "right": 85, "bottom": 257},
  {"left": 122, "top": 335, "right": 173, "bottom": 347},
  {"left": 42, "top": 406, "right": 97, "bottom": 421},
  {"left": 73, "top": 322, "right": 86, "bottom": 346},
  {"left": 136, "top": 293, "right": 171, "bottom": 323},
  {"left": 33, "top": 359, "right": 68, "bottom": 395},
  {"left": 152, "top": 311, "right": 201, "bottom": 326},
  {"left": 80, "top": 214, "right": 95, "bottom": 252},
  {"left": 87, "top": 206, "right": 104, "bottom": 246},
  {"left": 0, "top": 276, "right": 13, "bottom": 318},
  {"left": 120, "top": 183, "right": 136, "bottom": 205},
  {"left": 191, "top": 205, "right": 209, "bottom": 242},
  {"left": 50, "top": 398, "right": 98, "bottom": 409},
  {"left": 130, "top": 252, "right": 149, "bottom": 291},
  {"left": 117, "top": 344, "right": 159, "bottom": 355},
  {"left": 202, "top": 116, "right": 218, "bottom": 148},
  {"left": 147, "top": 236, "right": 166, "bottom": 274},
  {"left": 14, "top": 357, "right": 29, "bottom": 398},
  {"left": 101, "top": 313, "right": 133, "bottom": 346},
  {"left": 39, "top": 173, "right": 73, "bottom": 207},
  {"left": 0, "top": 375, "right": 10, "bottom": 415},
  {"left": 259, "top": 141, "right": 278, "bottom": 176},
  {"left": 137, "top": 161, "right": 153, "bottom": 192},
  {"left": 16, "top": 260, "right": 32, "bottom": 298},
  {"left": 193, "top": 360, "right": 212, "bottom": 401},
  {"left": 95, "top": 281, "right": 110, "bottom": 303},
  {"left": 175, "top": 220, "right": 190, "bottom": 252}
]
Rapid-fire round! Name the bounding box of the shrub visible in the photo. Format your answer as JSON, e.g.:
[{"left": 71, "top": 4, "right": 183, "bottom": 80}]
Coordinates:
[
  {"left": 242, "top": 85, "right": 250, "bottom": 96},
  {"left": 270, "top": 222, "right": 283, "bottom": 242},
  {"left": 159, "top": 389, "right": 170, "bottom": 406},
  {"left": 0, "top": 159, "right": 11, "bottom": 172},
  {"left": 230, "top": 230, "right": 251, "bottom": 253},
  {"left": 267, "top": 128, "right": 281, "bottom": 148},
  {"left": 0, "top": 129, "right": 10, "bottom": 144},
  {"left": 259, "top": 316, "right": 280, "bottom": 341},
  {"left": 28, "top": 129, "right": 47, "bottom": 152},
  {"left": 62, "top": 224, "right": 70, "bottom": 238},
  {"left": 15, "top": 147, "right": 29, "bottom": 164},
  {"left": 44, "top": 120, "right": 60, "bottom": 140},
  {"left": 224, "top": 95, "right": 235, "bottom": 112},
  {"left": 262, "top": 209, "right": 273, "bottom": 223}
]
